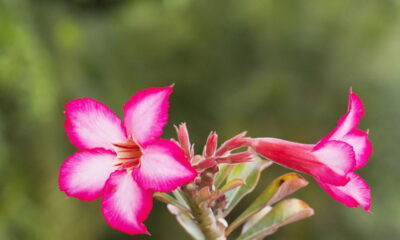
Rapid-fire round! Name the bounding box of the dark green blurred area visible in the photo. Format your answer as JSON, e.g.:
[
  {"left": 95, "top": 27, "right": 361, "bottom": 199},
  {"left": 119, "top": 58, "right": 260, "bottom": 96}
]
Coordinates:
[{"left": 1, "top": 0, "right": 400, "bottom": 239}]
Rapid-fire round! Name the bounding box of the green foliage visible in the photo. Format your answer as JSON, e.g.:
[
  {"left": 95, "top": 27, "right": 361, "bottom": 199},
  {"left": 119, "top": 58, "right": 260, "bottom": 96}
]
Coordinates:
[
  {"left": 214, "top": 164, "right": 234, "bottom": 188},
  {"left": 224, "top": 154, "right": 272, "bottom": 216},
  {"left": 226, "top": 173, "right": 308, "bottom": 236},
  {"left": 154, "top": 192, "right": 190, "bottom": 211},
  {"left": 237, "top": 199, "right": 314, "bottom": 240},
  {"left": 167, "top": 204, "right": 205, "bottom": 240}
]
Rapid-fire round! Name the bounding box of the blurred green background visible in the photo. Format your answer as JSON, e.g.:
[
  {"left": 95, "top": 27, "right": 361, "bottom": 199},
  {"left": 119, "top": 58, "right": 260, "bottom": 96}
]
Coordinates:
[{"left": 1, "top": 0, "right": 400, "bottom": 239}]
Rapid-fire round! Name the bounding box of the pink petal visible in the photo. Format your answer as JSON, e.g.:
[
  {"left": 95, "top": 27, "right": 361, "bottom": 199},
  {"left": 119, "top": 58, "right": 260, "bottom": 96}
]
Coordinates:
[
  {"left": 312, "top": 140, "right": 355, "bottom": 184},
  {"left": 319, "top": 90, "right": 364, "bottom": 143},
  {"left": 65, "top": 98, "right": 127, "bottom": 150},
  {"left": 133, "top": 139, "right": 197, "bottom": 192},
  {"left": 102, "top": 170, "right": 153, "bottom": 235},
  {"left": 316, "top": 172, "right": 371, "bottom": 211},
  {"left": 59, "top": 149, "right": 117, "bottom": 201},
  {"left": 341, "top": 129, "right": 372, "bottom": 170},
  {"left": 249, "top": 138, "right": 349, "bottom": 186},
  {"left": 123, "top": 86, "right": 173, "bottom": 145}
]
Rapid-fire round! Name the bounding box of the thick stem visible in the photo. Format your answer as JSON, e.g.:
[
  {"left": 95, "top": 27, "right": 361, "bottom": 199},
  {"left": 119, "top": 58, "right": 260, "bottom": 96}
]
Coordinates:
[{"left": 182, "top": 180, "right": 226, "bottom": 240}]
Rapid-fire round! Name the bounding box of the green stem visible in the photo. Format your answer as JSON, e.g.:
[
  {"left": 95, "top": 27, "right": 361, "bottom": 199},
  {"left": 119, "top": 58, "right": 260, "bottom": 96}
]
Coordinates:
[{"left": 182, "top": 182, "right": 226, "bottom": 240}]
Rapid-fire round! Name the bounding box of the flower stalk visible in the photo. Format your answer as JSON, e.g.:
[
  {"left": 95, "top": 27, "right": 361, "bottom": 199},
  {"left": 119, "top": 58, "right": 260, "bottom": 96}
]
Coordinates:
[{"left": 182, "top": 182, "right": 226, "bottom": 240}]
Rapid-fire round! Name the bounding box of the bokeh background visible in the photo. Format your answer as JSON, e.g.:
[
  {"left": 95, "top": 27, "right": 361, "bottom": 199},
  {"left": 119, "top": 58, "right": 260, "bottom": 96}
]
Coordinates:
[{"left": 1, "top": 0, "right": 400, "bottom": 239}]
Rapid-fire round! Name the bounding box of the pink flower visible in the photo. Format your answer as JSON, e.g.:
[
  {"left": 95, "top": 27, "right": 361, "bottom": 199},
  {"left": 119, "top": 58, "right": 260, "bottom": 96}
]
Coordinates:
[
  {"left": 247, "top": 90, "right": 372, "bottom": 211},
  {"left": 59, "top": 86, "right": 198, "bottom": 235}
]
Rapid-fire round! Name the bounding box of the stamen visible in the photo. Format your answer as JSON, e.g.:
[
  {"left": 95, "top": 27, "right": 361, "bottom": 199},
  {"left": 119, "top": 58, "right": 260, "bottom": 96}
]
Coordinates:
[{"left": 113, "top": 138, "right": 143, "bottom": 170}]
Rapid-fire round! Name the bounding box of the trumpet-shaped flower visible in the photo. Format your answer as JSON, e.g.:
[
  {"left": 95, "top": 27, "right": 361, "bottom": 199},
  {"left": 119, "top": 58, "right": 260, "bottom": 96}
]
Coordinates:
[
  {"left": 59, "top": 86, "right": 197, "bottom": 234},
  {"left": 247, "top": 90, "right": 372, "bottom": 211}
]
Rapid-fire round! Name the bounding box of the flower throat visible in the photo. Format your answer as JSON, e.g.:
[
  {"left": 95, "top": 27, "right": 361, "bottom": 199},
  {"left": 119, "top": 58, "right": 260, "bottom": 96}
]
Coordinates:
[{"left": 113, "top": 138, "right": 142, "bottom": 170}]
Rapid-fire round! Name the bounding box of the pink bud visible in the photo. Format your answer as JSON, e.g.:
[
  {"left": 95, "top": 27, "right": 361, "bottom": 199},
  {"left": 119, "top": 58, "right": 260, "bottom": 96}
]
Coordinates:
[
  {"left": 174, "top": 123, "right": 192, "bottom": 158},
  {"left": 195, "top": 157, "right": 218, "bottom": 170},
  {"left": 216, "top": 131, "right": 248, "bottom": 156},
  {"left": 217, "top": 151, "right": 253, "bottom": 164},
  {"left": 203, "top": 131, "right": 218, "bottom": 157}
]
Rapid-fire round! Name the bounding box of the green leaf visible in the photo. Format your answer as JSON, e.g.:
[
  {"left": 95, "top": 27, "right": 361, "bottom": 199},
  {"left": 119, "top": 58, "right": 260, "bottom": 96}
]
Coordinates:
[
  {"left": 226, "top": 173, "right": 308, "bottom": 236},
  {"left": 154, "top": 192, "right": 189, "bottom": 211},
  {"left": 167, "top": 204, "right": 205, "bottom": 240},
  {"left": 214, "top": 164, "right": 234, "bottom": 188},
  {"left": 237, "top": 199, "right": 314, "bottom": 240},
  {"left": 224, "top": 154, "right": 272, "bottom": 216},
  {"left": 220, "top": 178, "right": 246, "bottom": 193},
  {"left": 172, "top": 188, "right": 190, "bottom": 209},
  {"left": 241, "top": 205, "right": 272, "bottom": 235}
]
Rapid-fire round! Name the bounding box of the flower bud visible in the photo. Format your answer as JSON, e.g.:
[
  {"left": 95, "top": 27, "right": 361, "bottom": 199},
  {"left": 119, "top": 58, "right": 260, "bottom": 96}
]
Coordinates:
[
  {"left": 203, "top": 131, "right": 218, "bottom": 157},
  {"left": 174, "top": 122, "right": 192, "bottom": 158},
  {"left": 217, "top": 151, "right": 253, "bottom": 164},
  {"left": 216, "top": 131, "right": 248, "bottom": 156}
]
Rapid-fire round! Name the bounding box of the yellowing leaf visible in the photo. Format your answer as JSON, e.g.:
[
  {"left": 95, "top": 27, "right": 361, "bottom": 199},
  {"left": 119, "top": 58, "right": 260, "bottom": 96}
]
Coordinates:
[
  {"left": 237, "top": 199, "right": 314, "bottom": 240},
  {"left": 226, "top": 173, "right": 308, "bottom": 236}
]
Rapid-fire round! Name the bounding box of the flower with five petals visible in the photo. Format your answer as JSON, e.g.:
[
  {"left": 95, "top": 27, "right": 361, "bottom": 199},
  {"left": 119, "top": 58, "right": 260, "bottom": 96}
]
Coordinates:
[{"left": 59, "top": 86, "right": 198, "bottom": 234}]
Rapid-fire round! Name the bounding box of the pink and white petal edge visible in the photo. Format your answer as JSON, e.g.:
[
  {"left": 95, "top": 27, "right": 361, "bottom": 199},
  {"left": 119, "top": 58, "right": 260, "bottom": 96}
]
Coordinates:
[
  {"left": 65, "top": 98, "right": 127, "bottom": 150},
  {"left": 123, "top": 86, "right": 173, "bottom": 146},
  {"left": 59, "top": 149, "right": 117, "bottom": 201},
  {"left": 316, "top": 172, "right": 371, "bottom": 212},
  {"left": 341, "top": 129, "right": 372, "bottom": 170},
  {"left": 133, "top": 139, "right": 198, "bottom": 192},
  {"left": 312, "top": 140, "right": 356, "bottom": 184},
  {"left": 319, "top": 90, "right": 364, "bottom": 143},
  {"left": 102, "top": 170, "right": 153, "bottom": 235}
]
